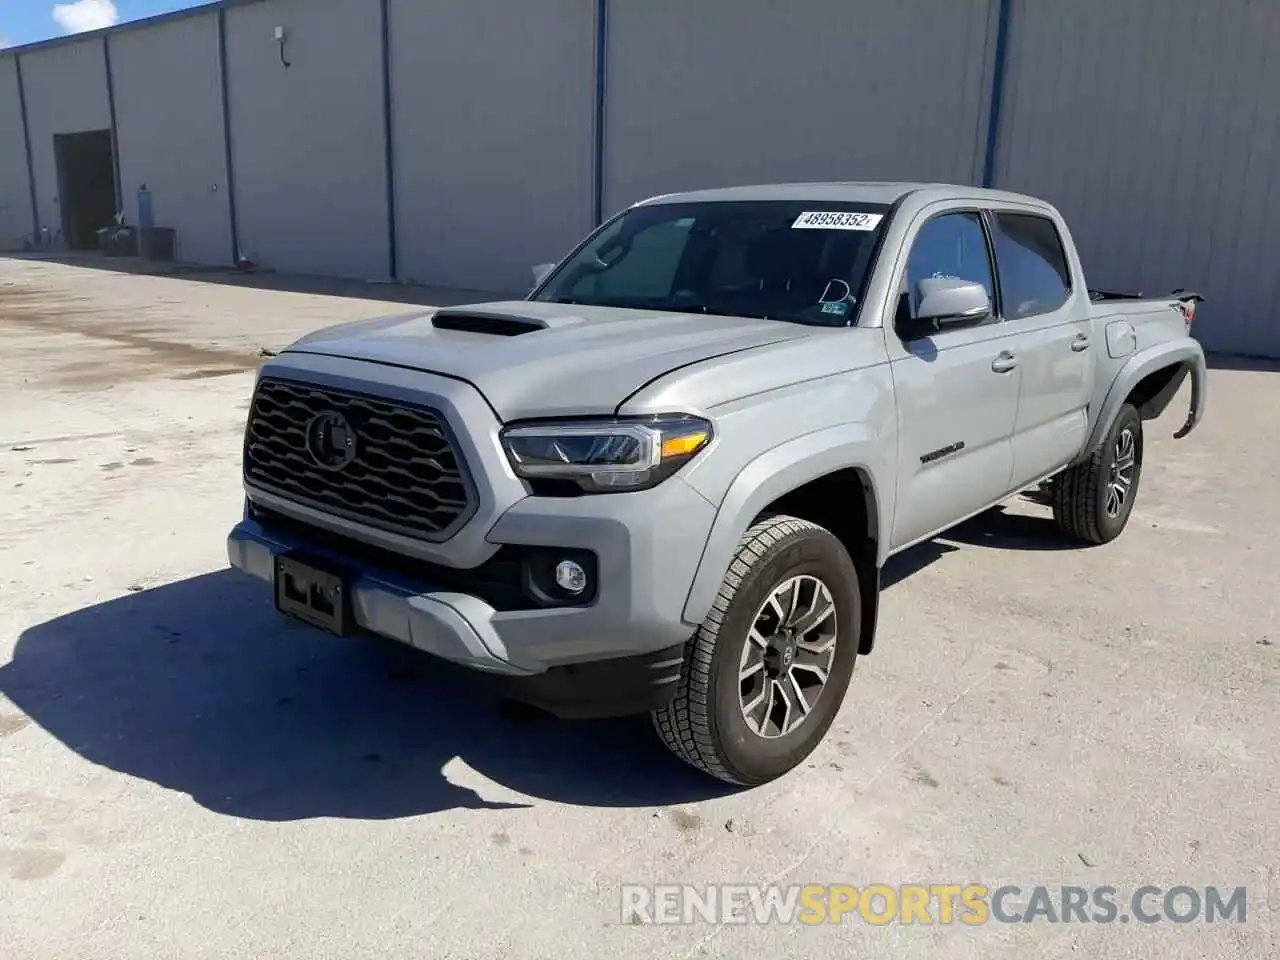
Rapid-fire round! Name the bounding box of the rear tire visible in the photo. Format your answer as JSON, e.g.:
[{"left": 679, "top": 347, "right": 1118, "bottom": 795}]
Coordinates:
[
  {"left": 1050, "top": 403, "right": 1144, "bottom": 544},
  {"left": 652, "top": 515, "right": 861, "bottom": 786}
]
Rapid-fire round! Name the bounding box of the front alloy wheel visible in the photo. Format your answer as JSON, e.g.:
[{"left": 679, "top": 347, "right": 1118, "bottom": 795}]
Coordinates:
[
  {"left": 738, "top": 575, "right": 838, "bottom": 738},
  {"left": 652, "top": 515, "right": 861, "bottom": 785}
]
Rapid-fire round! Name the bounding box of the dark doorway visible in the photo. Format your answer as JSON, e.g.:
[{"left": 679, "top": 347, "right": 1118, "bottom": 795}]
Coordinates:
[{"left": 54, "top": 130, "right": 117, "bottom": 251}]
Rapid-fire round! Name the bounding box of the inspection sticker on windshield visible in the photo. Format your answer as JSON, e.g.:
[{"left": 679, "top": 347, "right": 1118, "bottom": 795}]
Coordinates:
[{"left": 792, "top": 211, "right": 883, "bottom": 231}]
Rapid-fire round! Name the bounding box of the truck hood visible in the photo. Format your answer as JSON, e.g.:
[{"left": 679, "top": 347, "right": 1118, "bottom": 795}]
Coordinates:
[{"left": 282, "top": 300, "right": 807, "bottom": 420}]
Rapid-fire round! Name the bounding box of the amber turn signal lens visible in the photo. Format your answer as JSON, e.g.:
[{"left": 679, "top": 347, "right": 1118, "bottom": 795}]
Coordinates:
[{"left": 660, "top": 431, "right": 709, "bottom": 460}]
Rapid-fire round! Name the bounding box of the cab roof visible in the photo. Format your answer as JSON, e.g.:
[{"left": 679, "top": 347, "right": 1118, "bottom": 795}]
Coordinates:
[{"left": 635, "top": 181, "right": 1049, "bottom": 210}]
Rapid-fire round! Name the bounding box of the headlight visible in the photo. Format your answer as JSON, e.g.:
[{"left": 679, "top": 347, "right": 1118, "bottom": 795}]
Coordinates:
[{"left": 500, "top": 415, "right": 712, "bottom": 493}]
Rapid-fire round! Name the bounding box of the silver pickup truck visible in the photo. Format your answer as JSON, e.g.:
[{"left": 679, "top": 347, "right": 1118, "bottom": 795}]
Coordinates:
[{"left": 227, "top": 182, "right": 1207, "bottom": 785}]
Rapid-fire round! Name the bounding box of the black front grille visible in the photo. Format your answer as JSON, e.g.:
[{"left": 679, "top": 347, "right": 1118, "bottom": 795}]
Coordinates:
[{"left": 244, "top": 377, "right": 474, "bottom": 541}]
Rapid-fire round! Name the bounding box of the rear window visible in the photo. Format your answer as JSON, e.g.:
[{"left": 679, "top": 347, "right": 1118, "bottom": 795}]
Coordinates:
[
  {"left": 532, "top": 200, "right": 892, "bottom": 327},
  {"left": 992, "top": 213, "right": 1073, "bottom": 319}
]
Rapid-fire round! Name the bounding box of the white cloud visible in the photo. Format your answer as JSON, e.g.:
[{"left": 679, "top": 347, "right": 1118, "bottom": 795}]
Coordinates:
[
  {"left": 52, "top": 0, "right": 120, "bottom": 35},
  {"left": 0, "top": 37, "right": 12, "bottom": 49}
]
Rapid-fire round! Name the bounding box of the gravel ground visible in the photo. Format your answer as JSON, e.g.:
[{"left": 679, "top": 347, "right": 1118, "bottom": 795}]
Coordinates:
[{"left": 1, "top": 256, "right": 1276, "bottom": 959}]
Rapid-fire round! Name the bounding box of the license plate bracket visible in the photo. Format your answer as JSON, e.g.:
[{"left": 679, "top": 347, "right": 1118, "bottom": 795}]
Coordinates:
[{"left": 274, "top": 553, "right": 351, "bottom": 636}]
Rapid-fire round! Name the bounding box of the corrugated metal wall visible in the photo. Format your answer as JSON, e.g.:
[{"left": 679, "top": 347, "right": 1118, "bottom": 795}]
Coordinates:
[
  {"left": 224, "top": 0, "right": 389, "bottom": 279},
  {"left": 0, "top": 57, "right": 30, "bottom": 249},
  {"left": 996, "top": 0, "right": 1280, "bottom": 356},
  {"left": 111, "top": 12, "right": 232, "bottom": 266},
  {"left": 19, "top": 39, "right": 112, "bottom": 239},
  {"left": 604, "top": 0, "right": 1000, "bottom": 215},
  {"left": 2, "top": 0, "right": 1279, "bottom": 355},
  {"left": 389, "top": 0, "right": 596, "bottom": 294}
]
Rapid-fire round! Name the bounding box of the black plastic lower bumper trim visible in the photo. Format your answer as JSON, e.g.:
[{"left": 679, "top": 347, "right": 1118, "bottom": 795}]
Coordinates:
[{"left": 497, "top": 642, "right": 688, "bottom": 719}]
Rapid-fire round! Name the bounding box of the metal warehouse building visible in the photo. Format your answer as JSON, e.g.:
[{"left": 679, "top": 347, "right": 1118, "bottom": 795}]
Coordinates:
[{"left": 1, "top": 0, "right": 1278, "bottom": 356}]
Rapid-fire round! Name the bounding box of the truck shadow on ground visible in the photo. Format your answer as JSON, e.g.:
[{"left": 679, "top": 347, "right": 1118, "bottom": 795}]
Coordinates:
[
  {"left": 2, "top": 509, "right": 1065, "bottom": 823},
  {"left": 939, "top": 502, "right": 1080, "bottom": 552},
  {"left": 0, "top": 570, "right": 733, "bottom": 822}
]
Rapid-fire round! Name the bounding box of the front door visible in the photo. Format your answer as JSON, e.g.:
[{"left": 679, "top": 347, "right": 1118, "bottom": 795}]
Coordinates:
[
  {"left": 887, "top": 209, "right": 1021, "bottom": 552},
  {"left": 989, "top": 211, "right": 1093, "bottom": 488}
]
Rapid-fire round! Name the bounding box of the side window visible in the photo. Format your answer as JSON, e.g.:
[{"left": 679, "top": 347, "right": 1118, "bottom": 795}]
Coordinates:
[
  {"left": 902, "top": 212, "right": 996, "bottom": 318},
  {"left": 572, "top": 220, "right": 693, "bottom": 300},
  {"left": 992, "top": 213, "right": 1073, "bottom": 320}
]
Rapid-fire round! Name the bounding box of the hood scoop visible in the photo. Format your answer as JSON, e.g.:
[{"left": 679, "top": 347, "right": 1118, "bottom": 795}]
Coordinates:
[{"left": 430, "top": 310, "right": 547, "bottom": 337}]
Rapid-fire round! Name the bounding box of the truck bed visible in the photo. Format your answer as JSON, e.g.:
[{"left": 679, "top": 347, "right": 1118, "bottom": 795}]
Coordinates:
[{"left": 1088, "top": 287, "right": 1204, "bottom": 309}]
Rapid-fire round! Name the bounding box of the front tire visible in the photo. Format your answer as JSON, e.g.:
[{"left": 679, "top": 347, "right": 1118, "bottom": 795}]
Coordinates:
[
  {"left": 1050, "top": 403, "right": 1144, "bottom": 544},
  {"left": 652, "top": 515, "right": 861, "bottom": 785}
]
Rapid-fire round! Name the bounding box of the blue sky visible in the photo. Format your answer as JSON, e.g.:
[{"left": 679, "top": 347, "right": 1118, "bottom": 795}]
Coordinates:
[{"left": 1, "top": 1, "right": 208, "bottom": 49}]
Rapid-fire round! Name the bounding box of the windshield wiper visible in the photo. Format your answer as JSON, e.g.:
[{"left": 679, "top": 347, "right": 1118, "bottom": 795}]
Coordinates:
[
  {"left": 551, "top": 296, "right": 780, "bottom": 322},
  {"left": 626, "top": 300, "right": 779, "bottom": 322},
  {"left": 685, "top": 303, "right": 779, "bottom": 322}
]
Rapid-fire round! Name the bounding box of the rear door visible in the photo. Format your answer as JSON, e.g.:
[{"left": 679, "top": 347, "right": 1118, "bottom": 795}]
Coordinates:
[
  {"left": 886, "top": 208, "right": 1021, "bottom": 551},
  {"left": 989, "top": 210, "right": 1094, "bottom": 488}
]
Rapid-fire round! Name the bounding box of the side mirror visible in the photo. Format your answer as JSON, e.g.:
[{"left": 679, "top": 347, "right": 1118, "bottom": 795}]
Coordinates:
[
  {"left": 531, "top": 262, "right": 556, "bottom": 289},
  {"left": 914, "top": 277, "right": 991, "bottom": 327}
]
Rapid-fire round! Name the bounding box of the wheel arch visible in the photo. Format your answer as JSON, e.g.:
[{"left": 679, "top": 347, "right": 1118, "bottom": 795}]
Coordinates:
[
  {"left": 681, "top": 426, "right": 889, "bottom": 655},
  {"left": 1127, "top": 362, "right": 1189, "bottom": 421},
  {"left": 1084, "top": 340, "right": 1206, "bottom": 456}
]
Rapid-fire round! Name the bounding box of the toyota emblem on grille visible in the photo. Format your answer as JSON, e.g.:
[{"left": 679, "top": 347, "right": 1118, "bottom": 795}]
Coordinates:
[{"left": 305, "top": 411, "right": 357, "bottom": 470}]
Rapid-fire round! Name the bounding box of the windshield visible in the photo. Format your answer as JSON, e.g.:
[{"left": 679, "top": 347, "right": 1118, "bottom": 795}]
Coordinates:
[{"left": 531, "top": 200, "right": 892, "bottom": 327}]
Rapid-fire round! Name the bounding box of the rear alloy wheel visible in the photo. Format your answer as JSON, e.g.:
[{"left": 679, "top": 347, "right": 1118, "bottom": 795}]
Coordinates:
[
  {"left": 1050, "top": 402, "right": 1144, "bottom": 544},
  {"left": 652, "top": 515, "right": 860, "bottom": 786},
  {"left": 1105, "top": 424, "right": 1138, "bottom": 521}
]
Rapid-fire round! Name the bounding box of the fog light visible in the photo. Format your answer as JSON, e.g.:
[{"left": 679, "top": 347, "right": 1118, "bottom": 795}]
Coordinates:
[{"left": 554, "top": 559, "right": 588, "bottom": 595}]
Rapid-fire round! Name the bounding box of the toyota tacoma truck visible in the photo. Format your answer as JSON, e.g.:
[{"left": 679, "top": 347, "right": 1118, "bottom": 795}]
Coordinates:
[{"left": 227, "top": 182, "right": 1207, "bottom": 785}]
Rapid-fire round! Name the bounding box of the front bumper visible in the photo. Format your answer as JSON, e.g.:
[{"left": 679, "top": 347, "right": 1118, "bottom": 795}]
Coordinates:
[
  {"left": 230, "top": 514, "right": 690, "bottom": 717},
  {"left": 227, "top": 474, "right": 715, "bottom": 681}
]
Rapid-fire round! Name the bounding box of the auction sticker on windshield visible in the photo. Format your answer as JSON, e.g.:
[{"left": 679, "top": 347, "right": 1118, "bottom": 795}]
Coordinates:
[{"left": 792, "top": 211, "right": 884, "bottom": 231}]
